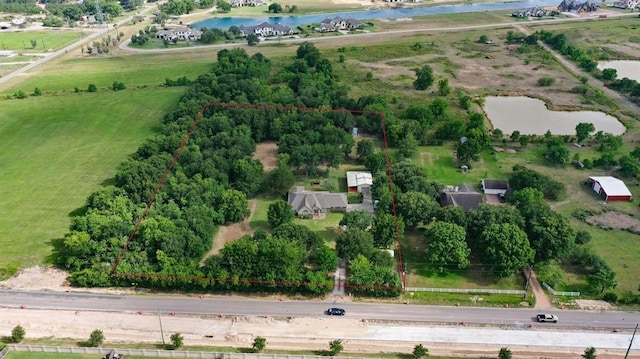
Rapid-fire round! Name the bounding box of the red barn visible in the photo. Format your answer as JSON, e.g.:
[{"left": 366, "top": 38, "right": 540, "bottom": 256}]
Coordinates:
[{"left": 588, "top": 176, "right": 632, "bottom": 201}]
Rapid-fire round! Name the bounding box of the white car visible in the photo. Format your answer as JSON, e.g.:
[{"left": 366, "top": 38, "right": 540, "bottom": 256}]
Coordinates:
[{"left": 536, "top": 313, "right": 558, "bottom": 323}]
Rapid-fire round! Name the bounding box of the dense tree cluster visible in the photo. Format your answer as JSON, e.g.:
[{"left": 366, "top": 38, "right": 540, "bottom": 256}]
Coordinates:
[
  {"left": 46, "top": 0, "right": 123, "bottom": 21},
  {"left": 59, "top": 44, "right": 406, "bottom": 295}
]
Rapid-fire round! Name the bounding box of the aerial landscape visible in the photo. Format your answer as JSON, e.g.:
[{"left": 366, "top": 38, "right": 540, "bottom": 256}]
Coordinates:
[{"left": 1, "top": 0, "right": 640, "bottom": 357}]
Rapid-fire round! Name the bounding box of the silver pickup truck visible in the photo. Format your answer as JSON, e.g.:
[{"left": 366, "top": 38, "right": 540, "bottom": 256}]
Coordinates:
[{"left": 536, "top": 313, "right": 558, "bottom": 323}]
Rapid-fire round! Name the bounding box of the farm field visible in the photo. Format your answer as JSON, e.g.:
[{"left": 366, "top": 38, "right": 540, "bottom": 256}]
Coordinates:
[{"left": 0, "top": 87, "right": 184, "bottom": 276}]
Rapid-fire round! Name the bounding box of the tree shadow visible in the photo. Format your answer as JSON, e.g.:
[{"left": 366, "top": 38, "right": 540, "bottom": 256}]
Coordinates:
[
  {"left": 68, "top": 205, "right": 88, "bottom": 218},
  {"left": 45, "top": 237, "right": 67, "bottom": 267},
  {"left": 313, "top": 350, "right": 333, "bottom": 356},
  {"left": 238, "top": 348, "right": 257, "bottom": 353},
  {"left": 100, "top": 177, "right": 116, "bottom": 187}
]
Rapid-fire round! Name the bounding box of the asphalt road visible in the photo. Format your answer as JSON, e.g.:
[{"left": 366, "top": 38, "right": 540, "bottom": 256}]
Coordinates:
[{"left": 2, "top": 289, "right": 639, "bottom": 330}]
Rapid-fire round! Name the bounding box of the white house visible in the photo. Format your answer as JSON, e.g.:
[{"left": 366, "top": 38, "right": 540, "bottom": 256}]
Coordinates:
[
  {"left": 238, "top": 22, "right": 293, "bottom": 37},
  {"left": 481, "top": 179, "right": 509, "bottom": 195},
  {"left": 155, "top": 27, "right": 202, "bottom": 41}
]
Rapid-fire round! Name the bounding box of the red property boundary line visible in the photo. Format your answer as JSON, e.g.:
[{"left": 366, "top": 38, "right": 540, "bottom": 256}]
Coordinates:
[{"left": 110, "top": 102, "right": 406, "bottom": 290}]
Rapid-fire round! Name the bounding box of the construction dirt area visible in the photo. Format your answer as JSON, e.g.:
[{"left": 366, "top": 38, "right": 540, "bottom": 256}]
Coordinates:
[{"left": 0, "top": 267, "right": 637, "bottom": 359}]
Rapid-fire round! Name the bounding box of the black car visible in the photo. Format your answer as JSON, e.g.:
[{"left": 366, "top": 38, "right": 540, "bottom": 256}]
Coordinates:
[{"left": 326, "top": 307, "right": 345, "bottom": 316}]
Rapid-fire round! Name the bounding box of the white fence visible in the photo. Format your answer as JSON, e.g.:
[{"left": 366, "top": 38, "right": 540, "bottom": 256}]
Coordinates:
[
  {"left": 542, "top": 282, "right": 580, "bottom": 297},
  {"left": 0, "top": 346, "right": 9, "bottom": 359},
  {"left": 405, "top": 287, "right": 526, "bottom": 295},
  {"left": 7, "top": 345, "right": 366, "bottom": 359}
]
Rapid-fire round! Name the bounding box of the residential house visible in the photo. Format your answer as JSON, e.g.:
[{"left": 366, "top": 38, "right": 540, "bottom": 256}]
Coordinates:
[
  {"left": 558, "top": 0, "right": 598, "bottom": 12},
  {"left": 440, "top": 184, "right": 485, "bottom": 212},
  {"left": 346, "top": 171, "right": 372, "bottom": 193},
  {"left": 230, "top": 0, "right": 266, "bottom": 7},
  {"left": 238, "top": 22, "right": 294, "bottom": 37},
  {"left": 512, "top": 7, "right": 555, "bottom": 17},
  {"left": 612, "top": 0, "right": 638, "bottom": 9},
  {"left": 155, "top": 27, "right": 203, "bottom": 41},
  {"left": 588, "top": 176, "right": 632, "bottom": 201},
  {"left": 481, "top": 179, "right": 509, "bottom": 195},
  {"left": 318, "top": 17, "right": 362, "bottom": 32},
  {"left": 288, "top": 186, "right": 348, "bottom": 217}
]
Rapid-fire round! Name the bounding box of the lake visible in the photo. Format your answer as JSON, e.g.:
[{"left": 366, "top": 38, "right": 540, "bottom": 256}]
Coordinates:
[
  {"left": 483, "top": 96, "right": 625, "bottom": 135},
  {"left": 192, "top": 0, "right": 559, "bottom": 29},
  {"left": 597, "top": 60, "right": 640, "bottom": 82}
]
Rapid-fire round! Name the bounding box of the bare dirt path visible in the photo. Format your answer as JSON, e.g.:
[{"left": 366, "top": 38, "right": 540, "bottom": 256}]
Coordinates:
[
  {"left": 200, "top": 200, "right": 258, "bottom": 264},
  {"left": 525, "top": 268, "right": 553, "bottom": 310}
]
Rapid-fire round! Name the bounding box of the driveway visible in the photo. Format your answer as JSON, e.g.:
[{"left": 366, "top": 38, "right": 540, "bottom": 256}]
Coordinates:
[{"left": 346, "top": 186, "right": 374, "bottom": 214}]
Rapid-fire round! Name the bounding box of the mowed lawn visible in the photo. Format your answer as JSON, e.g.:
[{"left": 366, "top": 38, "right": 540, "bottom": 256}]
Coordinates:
[
  {"left": 0, "top": 30, "right": 83, "bottom": 52},
  {"left": 0, "top": 52, "right": 213, "bottom": 95},
  {"left": 0, "top": 87, "right": 185, "bottom": 274}
]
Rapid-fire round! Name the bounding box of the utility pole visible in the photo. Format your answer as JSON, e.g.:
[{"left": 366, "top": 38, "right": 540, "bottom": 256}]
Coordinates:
[
  {"left": 624, "top": 323, "right": 638, "bottom": 359},
  {"left": 157, "top": 309, "right": 166, "bottom": 347}
]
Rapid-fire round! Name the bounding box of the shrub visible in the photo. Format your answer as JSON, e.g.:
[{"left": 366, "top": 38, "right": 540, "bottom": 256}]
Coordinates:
[
  {"left": 11, "top": 325, "right": 25, "bottom": 343},
  {"left": 538, "top": 77, "right": 556, "bottom": 86},
  {"left": 112, "top": 81, "right": 126, "bottom": 91},
  {"left": 170, "top": 333, "right": 183, "bottom": 349},
  {"left": 252, "top": 336, "right": 266, "bottom": 352},
  {"left": 602, "top": 291, "right": 618, "bottom": 303},
  {"left": 87, "top": 84, "right": 97, "bottom": 92},
  {"left": 87, "top": 329, "right": 104, "bottom": 347}
]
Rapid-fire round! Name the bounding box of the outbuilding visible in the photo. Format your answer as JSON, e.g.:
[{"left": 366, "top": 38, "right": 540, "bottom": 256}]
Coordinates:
[
  {"left": 346, "top": 171, "right": 372, "bottom": 193},
  {"left": 481, "top": 179, "right": 509, "bottom": 195},
  {"left": 588, "top": 176, "right": 632, "bottom": 201}
]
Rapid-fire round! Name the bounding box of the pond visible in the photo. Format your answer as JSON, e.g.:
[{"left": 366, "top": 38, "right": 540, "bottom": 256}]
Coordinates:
[
  {"left": 191, "top": 0, "right": 559, "bottom": 29},
  {"left": 483, "top": 96, "right": 625, "bottom": 135},
  {"left": 597, "top": 60, "right": 640, "bottom": 82}
]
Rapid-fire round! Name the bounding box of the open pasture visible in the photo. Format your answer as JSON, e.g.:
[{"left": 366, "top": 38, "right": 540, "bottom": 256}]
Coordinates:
[{"left": 0, "top": 88, "right": 184, "bottom": 276}]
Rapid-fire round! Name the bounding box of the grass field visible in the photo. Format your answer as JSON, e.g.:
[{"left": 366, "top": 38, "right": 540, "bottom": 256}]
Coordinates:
[
  {"left": 0, "top": 30, "right": 84, "bottom": 52},
  {"left": 0, "top": 87, "right": 184, "bottom": 276},
  {"left": 0, "top": 52, "right": 213, "bottom": 95}
]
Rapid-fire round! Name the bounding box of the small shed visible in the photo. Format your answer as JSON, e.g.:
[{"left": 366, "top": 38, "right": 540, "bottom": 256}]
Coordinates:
[{"left": 588, "top": 176, "right": 632, "bottom": 201}]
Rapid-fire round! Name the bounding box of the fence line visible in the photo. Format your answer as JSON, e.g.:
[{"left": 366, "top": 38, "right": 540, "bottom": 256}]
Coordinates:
[
  {"left": 542, "top": 282, "right": 580, "bottom": 297},
  {"left": 0, "top": 346, "right": 8, "bottom": 359},
  {"left": 405, "top": 287, "right": 526, "bottom": 295},
  {"left": 7, "top": 345, "right": 369, "bottom": 359}
]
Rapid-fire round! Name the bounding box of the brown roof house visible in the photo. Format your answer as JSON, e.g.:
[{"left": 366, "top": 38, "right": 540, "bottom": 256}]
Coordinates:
[
  {"left": 288, "top": 186, "right": 347, "bottom": 218},
  {"left": 440, "top": 184, "right": 485, "bottom": 212}
]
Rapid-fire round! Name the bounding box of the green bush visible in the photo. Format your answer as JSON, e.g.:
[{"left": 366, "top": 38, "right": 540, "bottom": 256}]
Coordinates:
[
  {"left": 537, "top": 77, "right": 556, "bottom": 86},
  {"left": 602, "top": 291, "right": 618, "bottom": 303}
]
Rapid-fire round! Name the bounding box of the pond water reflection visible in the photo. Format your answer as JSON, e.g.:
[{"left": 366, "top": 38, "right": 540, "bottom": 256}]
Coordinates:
[{"left": 483, "top": 96, "right": 625, "bottom": 135}]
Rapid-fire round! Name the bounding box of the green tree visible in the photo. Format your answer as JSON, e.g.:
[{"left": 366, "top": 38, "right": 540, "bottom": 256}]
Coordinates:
[
  {"left": 546, "top": 139, "right": 570, "bottom": 164},
  {"left": 575, "top": 122, "right": 595, "bottom": 143},
  {"left": 371, "top": 213, "right": 404, "bottom": 248},
  {"left": 230, "top": 158, "right": 263, "bottom": 197},
  {"left": 87, "top": 329, "right": 104, "bottom": 347},
  {"left": 510, "top": 130, "right": 520, "bottom": 142},
  {"left": 618, "top": 155, "right": 639, "bottom": 177},
  {"left": 267, "top": 199, "right": 294, "bottom": 229},
  {"left": 170, "top": 333, "right": 183, "bottom": 349},
  {"left": 498, "top": 347, "right": 512, "bottom": 359},
  {"left": 247, "top": 34, "right": 259, "bottom": 46},
  {"left": 220, "top": 189, "right": 250, "bottom": 223},
  {"left": 33, "top": 87, "right": 42, "bottom": 96},
  {"left": 339, "top": 211, "right": 373, "bottom": 231},
  {"left": 112, "top": 81, "right": 126, "bottom": 91},
  {"left": 466, "top": 204, "right": 525, "bottom": 247},
  {"left": 265, "top": 162, "right": 295, "bottom": 197},
  {"left": 424, "top": 222, "right": 470, "bottom": 272},
  {"left": 268, "top": 2, "right": 282, "bottom": 12},
  {"left": 87, "top": 84, "right": 97, "bottom": 92},
  {"left": 412, "top": 344, "right": 429, "bottom": 359},
  {"left": 313, "top": 245, "right": 338, "bottom": 272},
  {"left": 336, "top": 229, "right": 374, "bottom": 260},
  {"left": 478, "top": 34, "right": 488, "bottom": 43},
  {"left": 413, "top": 65, "right": 434, "bottom": 90},
  {"left": 601, "top": 68, "right": 617, "bottom": 81},
  {"left": 526, "top": 210, "right": 576, "bottom": 263},
  {"left": 434, "top": 206, "right": 467, "bottom": 227},
  {"left": 582, "top": 347, "right": 596, "bottom": 359},
  {"left": 329, "top": 339, "right": 343, "bottom": 355},
  {"left": 252, "top": 336, "right": 266, "bottom": 352},
  {"left": 479, "top": 223, "right": 534, "bottom": 277},
  {"left": 396, "top": 191, "right": 439, "bottom": 228},
  {"left": 356, "top": 139, "right": 374, "bottom": 161},
  {"left": 216, "top": 0, "right": 231, "bottom": 12},
  {"left": 456, "top": 139, "right": 481, "bottom": 164},
  {"left": 587, "top": 266, "right": 617, "bottom": 294},
  {"left": 11, "top": 325, "right": 25, "bottom": 343},
  {"left": 437, "top": 78, "right": 450, "bottom": 96}
]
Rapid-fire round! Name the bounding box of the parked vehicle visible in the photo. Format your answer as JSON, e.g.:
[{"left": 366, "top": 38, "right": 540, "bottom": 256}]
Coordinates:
[
  {"left": 326, "top": 307, "right": 346, "bottom": 316},
  {"left": 536, "top": 313, "right": 558, "bottom": 323}
]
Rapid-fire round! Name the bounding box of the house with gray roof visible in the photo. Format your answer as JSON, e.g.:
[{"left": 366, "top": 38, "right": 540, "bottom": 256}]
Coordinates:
[
  {"left": 558, "top": 0, "right": 598, "bottom": 12},
  {"left": 318, "top": 17, "right": 362, "bottom": 32},
  {"left": 155, "top": 26, "right": 202, "bottom": 41},
  {"left": 239, "top": 22, "right": 294, "bottom": 37},
  {"left": 288, "top": 186, "right": 347, "bottom": 218},
  {"left": 440, "top": 184, "right": 485, "bottom": 212}
]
